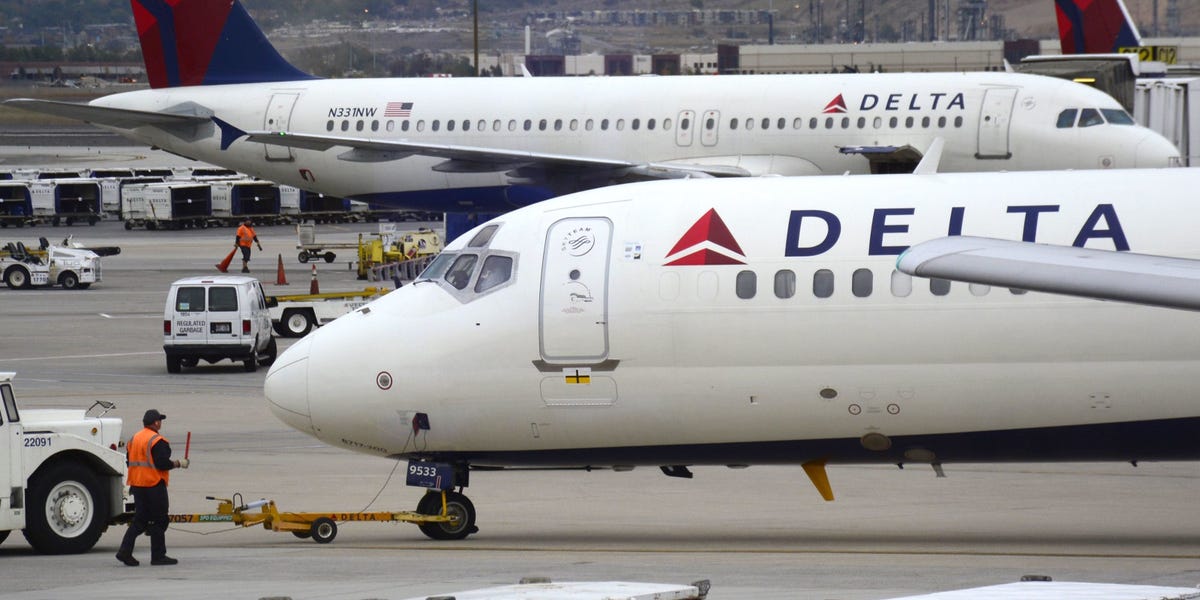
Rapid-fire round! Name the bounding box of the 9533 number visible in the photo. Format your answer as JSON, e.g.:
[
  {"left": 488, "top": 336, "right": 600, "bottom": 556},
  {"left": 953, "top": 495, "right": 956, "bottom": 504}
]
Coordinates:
[{"left": 405, "top": 460, "right": 454, "bottom": 490}]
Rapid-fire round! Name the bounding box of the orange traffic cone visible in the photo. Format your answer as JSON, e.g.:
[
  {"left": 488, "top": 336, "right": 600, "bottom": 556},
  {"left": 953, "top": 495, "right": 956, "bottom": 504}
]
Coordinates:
[
  {"left": 216, "top": 248, "right": 236, "bottom": 273},
  {"left": 309, "top": 264, "right": 319, "bottom": 295},
  {"left": 275, "top": 254, "right": 289, "bottom": 285}
]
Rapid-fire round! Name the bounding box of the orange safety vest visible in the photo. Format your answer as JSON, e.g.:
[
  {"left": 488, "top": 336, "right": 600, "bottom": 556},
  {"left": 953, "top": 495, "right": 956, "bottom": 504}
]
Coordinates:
[
  {"left": 236, "top": 224, "right": 256, "bottom": 248},
  {"left": 126, "top": 427, "right": 170, "bottom": 487}
]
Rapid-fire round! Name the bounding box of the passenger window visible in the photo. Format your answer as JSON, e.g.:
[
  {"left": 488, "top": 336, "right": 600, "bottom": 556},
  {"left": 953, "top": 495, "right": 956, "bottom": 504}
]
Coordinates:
[
  {"left": 209, "top": 287, "right": 238, "bottom": 311},
  {"left": 431, "top": 120, "right": 440, "bottom": 132},
  {"left": 730, "top": 119, "right": 739, "bottom": 130},
  {"left": 856, "top": 117, "right": 866, "bottom": 128},
  {"left": 1101, "top": 108, "right": 1134, "bottom": 125},
  {"left": 401, "top": 121, "right": 410, "bottom": 132},
  {"left": 813, "top": 269, "right": 834, "bottom": 298},
  {"left": 468, "top": 225, "right": 498, "bottom": 247},
  {"left": 873, "top": 117, "right": 882, "bottom": 129},
  {"left": 889, "top": 116, "right": 898, "bottom": 128},
  {"left": 663, "top": 118, "right": 672, "bottom": 130},
  {"left": 616, "top": 119, "right": 625, "bottom": 130},
  {"left": 371, "top": 120, "right": 379, "bottom": 132},
  {"left": 601, "top": 119, "right": 610, "bottom": 130},
  {"left": 954, "top": 116, "right": 963, "bottom": 128},
  {"left": 175, "top": 287, "right": 206, "bottom": 312},
  {"left": 937, "top": 116, "right": 946, "bottom": 128},
  {"left": 524, "top": 119, "right": 532, "bottom": 131},
  {"left": 777, "top": 117, "right": 786, "bottom": 129},
  {"left": 508, "top": 120, "right": 517, "bottom": 131},
  {"left": 809, "top": 117, "right": 818, "bottom": 129},
  {"left": 930, "top": 278, "right": 951, "bottom": 296},
  {"left": 736, "top": 270, "right": 757, "bottom": 299},
  {"left": 387, "top": 120, "right": 395, "bottom": 132},
  {"left": 416, "top": 120, "right": 426, "bottom": 132},
  {"left": 905, "top": 116, "right": 914, "bottom": 128},
  {"left": 631, "top": 118, "right": 640, "bottom": 130},
  {"left": 852, "top": 268, "right": 872, "bottom": 297},
  {"left": 2, "top": 383, "right": 17, "bottom": 423},
  {"left": 921, "top": 116, "right": 931, "bottom": 128},
  {"left": 477, "top": 119, "right": 486, "bottom": 131},
  {"left": 475, "top": 255, "right": 513, "bottom": 293},
  {"left": 585, "top": 119, "right": 594, "bottom": 131},
  {"left": 774, "top": 270, "right": 796, "bottom": 299},
  {"left": 570, "top": 119, "right": 579, "bottom": 131},
  {"left": 340, "top": 120, "right": 350, "bottom": 132},
  {"left": 761, "top": 117, "right": 770, "bottom": 129},
  {"left": 444, "top": 254, "right": 478, "bottom": 290},
  {"left": 326, "top": 120, "right": 335, "bottom": 132},
  {"left": 890, "top": 270, "right": 912, "bottom": 297},
  {"left": 356, "top": 120, "right": 364, "bottom": 131},
  {"left": 744, "top": 118, "right": 753, "bottom": 130},
  {"left": 1079, "top": 108, "right": 1104, "bottom": 127},
  {"left": 538, "top": 119, "right": 547, "bottom": 131},
  {"left": 825, "top": 117, "right": 834, "bottom": 129},
  {"left": 492, "top": 119, "right": 501, "bottom": 131},
  {"left": 447, "top": 120, "right": 456, "bottom": 132},
  {"left": 793, "top": 118, "right": 802, "bottom": 129},
  {"left": 841, "top": 117, "right": 850, "bottom": 129}
]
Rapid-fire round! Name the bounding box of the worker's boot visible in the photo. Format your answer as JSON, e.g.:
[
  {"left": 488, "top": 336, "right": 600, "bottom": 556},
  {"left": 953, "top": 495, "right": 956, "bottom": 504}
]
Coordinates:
[{"left": 241, "top": 260, "right": 250, "bottom": 273}]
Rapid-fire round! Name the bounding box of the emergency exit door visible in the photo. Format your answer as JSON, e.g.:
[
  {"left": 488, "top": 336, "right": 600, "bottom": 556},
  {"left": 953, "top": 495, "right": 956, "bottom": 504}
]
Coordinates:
[
  {"left": 539, "top": 217, "right": 612, "bottom": 362},
  {"left": 976, "top": 87, "right": 1017, "bottom": 159},
  {"left": 264, "top": 93, "right": 301, "bottom": 161}
]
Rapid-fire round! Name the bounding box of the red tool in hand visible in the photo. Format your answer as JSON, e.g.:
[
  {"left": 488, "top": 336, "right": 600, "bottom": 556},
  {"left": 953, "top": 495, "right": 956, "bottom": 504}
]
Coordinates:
[{"left": 185, "top": 431, "right": 191, "bottom": 460}]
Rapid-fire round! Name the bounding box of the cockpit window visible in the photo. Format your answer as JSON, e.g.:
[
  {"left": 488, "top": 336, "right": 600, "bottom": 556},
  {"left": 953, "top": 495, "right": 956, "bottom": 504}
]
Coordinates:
[
  {"left": 1056, "top": 109, "right": 1077, "bottom": 129},
  {"left": 1101, "top": 108, "right": 1135, "bottom": 125},
  {"left": 418, "top": 252, "right": 456, "bottom": 281},
  {"left": 1078, "top": 108, "right": 1104, "bottom": 128},
  {"left": 444, "top": 254, "right": 478, "bottom": 290},
  {"left": 467, "top": 225, "right": 499, "bottom": 248},
  {"left": 474, "top": 255, "right": 513, "bottom": 293}
]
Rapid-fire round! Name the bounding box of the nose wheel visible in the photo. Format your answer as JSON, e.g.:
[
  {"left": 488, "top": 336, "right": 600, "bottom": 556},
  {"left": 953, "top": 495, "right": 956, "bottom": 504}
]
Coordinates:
[{"left": 415, "top": 490, "right": 478, "bottom": 540}]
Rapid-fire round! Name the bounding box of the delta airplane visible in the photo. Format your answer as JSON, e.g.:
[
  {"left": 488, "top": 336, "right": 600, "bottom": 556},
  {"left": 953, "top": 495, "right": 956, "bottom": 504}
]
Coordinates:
[
  {"left": 5, "top": 0, "right": 1180, "bottom": 213},
  {"left": 265, "top": 166, "right": 1200, "bottom": 540}
]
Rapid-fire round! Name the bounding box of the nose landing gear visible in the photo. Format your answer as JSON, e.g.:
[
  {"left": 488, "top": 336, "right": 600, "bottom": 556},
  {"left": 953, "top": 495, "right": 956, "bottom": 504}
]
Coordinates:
[{"left": 415, "top": 490, "right": 478, "bottom": 540}]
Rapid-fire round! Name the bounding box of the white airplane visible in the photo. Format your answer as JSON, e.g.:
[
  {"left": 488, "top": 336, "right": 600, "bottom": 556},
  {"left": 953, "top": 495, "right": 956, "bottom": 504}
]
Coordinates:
[
  {"left": 265, "top": 166, "right": 1200, "bottom": 540},
  {"left": 4, "top": 0, "right": 1181, "bottom": 214}
]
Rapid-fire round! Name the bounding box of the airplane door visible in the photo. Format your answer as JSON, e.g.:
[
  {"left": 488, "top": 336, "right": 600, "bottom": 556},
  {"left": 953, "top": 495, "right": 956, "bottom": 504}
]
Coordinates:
[
  {"left": 540, "top": 217, "right": 612, "bottom": 362},
  {"left": 976, "top": 87, "right": 1016, "bottom": 159},
  {"left": 675, "top": 110, "right": 696, "bottom": 147},
  {"left": 264, "top": 93, "right": 300, "bottom": 161},
  {"left": 700, "top": 110, "right": 720, "bottom": 147}
]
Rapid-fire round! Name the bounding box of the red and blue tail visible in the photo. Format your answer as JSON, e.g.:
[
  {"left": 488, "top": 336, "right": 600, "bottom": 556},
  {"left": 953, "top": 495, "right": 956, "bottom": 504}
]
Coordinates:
[
  {"left": 1054, "top": 0, "right": 1142, "bottom": 54},
  {"left": 132, "top": 0, "right": 315, "bottom": 89}
]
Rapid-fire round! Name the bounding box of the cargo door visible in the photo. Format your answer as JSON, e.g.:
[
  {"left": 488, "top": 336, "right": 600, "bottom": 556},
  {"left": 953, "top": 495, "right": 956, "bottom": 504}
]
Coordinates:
[
  {"left": 977, "top": 87, "right": 1017, "bottom": 159},
  {"left": 171, "top": 285, "right": 209, "bottom": 344},
  {"left": 539, "top": 217, "right": 612, "bottom": 362},
  {"left": 264, "top": 93, "right": 301, "bottom": 161},
  {"left": 206, "top": 285, "right": 241, "bottom": 346},
  {"left": 675, "top": 110, "right": 696, "bottom": 147}
]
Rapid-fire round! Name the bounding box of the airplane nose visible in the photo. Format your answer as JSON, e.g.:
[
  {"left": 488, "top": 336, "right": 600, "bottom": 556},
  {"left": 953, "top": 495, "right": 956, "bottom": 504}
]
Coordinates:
[
  {"left": 1136, "top": 131, "right": 1182, "bottom": 167},
  {"left": 265, "top": 336, "right": 314, "bottom": 434}
]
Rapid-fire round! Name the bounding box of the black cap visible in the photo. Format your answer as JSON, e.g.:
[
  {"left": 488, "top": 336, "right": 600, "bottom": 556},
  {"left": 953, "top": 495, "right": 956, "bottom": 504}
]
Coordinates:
[{"left": 142, "top": 409, "right": 166, "bottom": 426}]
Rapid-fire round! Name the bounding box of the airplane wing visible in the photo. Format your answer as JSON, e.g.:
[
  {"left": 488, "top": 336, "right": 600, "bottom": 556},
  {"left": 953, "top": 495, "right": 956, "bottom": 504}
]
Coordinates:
[
  {"left": 241, "top": 130, "right": 751, "bottom": 178},
  {"left": 896, "top": 236, "right": 1200, "bottom": 311},
  {"left": 886, "top": 581, "right": 1200, "bottom": 600},
  {"left": 4, "top": 98, "right": 209, "bottom": 129}
]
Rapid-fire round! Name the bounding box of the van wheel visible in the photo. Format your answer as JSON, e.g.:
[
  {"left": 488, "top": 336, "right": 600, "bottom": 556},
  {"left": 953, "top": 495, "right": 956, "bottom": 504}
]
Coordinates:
[
  {"left": 323, "top": 252, "right": 336, "bottom": 263},
  {"left": 259, "top": 337, "right": 277, "bottom": 367},
  {"left": 22, "top": 462, "right": 109, "bottom": 554},
  {"left": 123, "top": 221, "right": 133, "bottom": 230},
  {"left": 166, "top": 355, "right": 181, "bottom": 373},
  {"left": 59, "top": 272, "right": 80, "bottom": 290},
  {"left": 5, "top": 266, "right": 30, "bottom": 290},
  {"left": 243, "top": 350, "right": 258, "bottom": 372},
  {"left": 297, "top": 252, "right": 309, "bottom": 263}
]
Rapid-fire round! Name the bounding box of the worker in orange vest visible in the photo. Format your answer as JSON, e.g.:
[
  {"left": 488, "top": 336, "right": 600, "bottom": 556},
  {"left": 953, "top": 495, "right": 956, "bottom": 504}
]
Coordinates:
[
  {"left": 116, "top": 409, "right": 189, "bottom": 566},
  {"left": 235, "top": 219, "right": 263, "bottom": 273}
]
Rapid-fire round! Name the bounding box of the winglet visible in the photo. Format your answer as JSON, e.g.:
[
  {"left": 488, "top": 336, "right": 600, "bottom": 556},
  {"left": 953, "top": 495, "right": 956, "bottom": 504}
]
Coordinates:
[
  {"left": 802, "top": 460, "right": 835, "bottom": 502},
  {"left": 913, "top": 137, "right": 945, "bottom": 175},
  {"left": 212, "top": 117, "right": 248, "bottom": 150}
]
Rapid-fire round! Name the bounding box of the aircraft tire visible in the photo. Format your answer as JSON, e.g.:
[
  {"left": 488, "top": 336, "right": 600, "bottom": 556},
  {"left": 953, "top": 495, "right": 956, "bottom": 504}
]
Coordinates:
[{"left": 416, "top": 491, "right": 477, "bottom": 541}]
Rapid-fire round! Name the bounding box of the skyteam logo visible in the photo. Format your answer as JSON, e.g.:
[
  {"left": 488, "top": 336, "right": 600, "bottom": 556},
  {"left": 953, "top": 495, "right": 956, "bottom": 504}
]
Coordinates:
[
  {"left": 664, "top": 209, "right": 746, "bottom": 266},
  {"left": 823, "top": 94, "right": 848, "bottom": 114}
]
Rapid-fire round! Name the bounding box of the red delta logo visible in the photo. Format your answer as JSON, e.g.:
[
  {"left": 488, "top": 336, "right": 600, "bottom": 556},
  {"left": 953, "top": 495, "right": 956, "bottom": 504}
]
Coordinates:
[
  {"left": 664, "top": 209, "right": 746, "bottom": 266},
  {"left": 822, "top": 94, "right": 848, "bottom": 114}
]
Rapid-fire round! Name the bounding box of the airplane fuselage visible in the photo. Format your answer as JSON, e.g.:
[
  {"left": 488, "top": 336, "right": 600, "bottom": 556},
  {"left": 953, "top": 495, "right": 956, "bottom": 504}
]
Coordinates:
[
  {"left": 266, "top": 168, "right": 1200, "bottom": 469},
  {"left": 93, "top": 72, "right": 1179, "bottom": 211}
]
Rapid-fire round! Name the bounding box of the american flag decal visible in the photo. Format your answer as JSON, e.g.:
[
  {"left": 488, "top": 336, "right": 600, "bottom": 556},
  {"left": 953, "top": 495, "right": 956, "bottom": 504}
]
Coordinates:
[{"left": 384, "top": 102, "right": 413, "bottom": 117}]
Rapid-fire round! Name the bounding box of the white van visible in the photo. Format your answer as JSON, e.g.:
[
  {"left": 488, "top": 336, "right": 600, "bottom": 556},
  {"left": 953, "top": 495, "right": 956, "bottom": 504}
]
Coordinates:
[{"left": 163, "top": 276, "right": 277, "bottom": 373}]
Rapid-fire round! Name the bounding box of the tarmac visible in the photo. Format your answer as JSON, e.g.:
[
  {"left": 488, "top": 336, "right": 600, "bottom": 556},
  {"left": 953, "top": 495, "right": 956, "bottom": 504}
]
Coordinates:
[{"left": 1, "top": 213, "right": 1200, "bottom": 599}]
